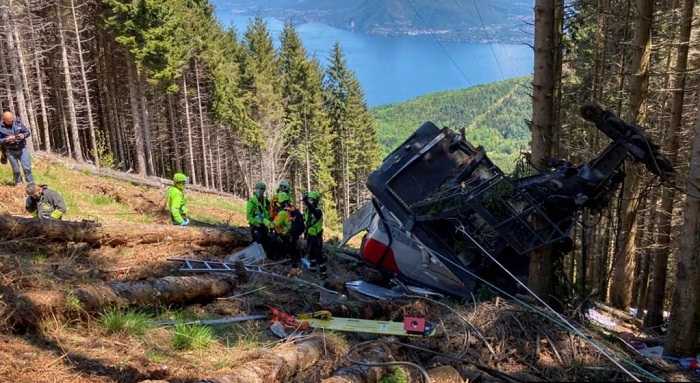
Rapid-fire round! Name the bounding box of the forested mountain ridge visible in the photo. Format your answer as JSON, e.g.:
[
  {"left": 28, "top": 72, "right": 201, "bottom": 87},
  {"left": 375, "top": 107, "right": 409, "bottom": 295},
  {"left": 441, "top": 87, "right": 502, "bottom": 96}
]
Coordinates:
[
  {"left": 372, "top": 77, "right": 531, "bottom": 171},
  {"left": 0, "top": 0, "right": 379, "bottom": 223},
  {"left": 214, "top": 0, "right": 533, "bottom": 43}
]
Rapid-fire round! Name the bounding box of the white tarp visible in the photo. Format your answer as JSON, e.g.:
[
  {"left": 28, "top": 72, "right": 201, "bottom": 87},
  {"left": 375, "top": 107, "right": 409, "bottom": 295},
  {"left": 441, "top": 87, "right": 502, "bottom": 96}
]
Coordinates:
[{"left": 224, "top": 242, "right": 266, "bottom": 265}]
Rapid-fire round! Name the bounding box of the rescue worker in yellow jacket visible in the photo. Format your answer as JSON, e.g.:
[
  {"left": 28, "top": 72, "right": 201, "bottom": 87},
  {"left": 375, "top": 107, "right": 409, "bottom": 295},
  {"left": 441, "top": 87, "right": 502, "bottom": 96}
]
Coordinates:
[
  {"left": 166, "top": 173, "right": 189, "bottom": 225},
  {"left": 272, "top": 191, "right": 304, "bottom": 268},
  {"left": 26, "top": 183, "right": 66, "bottom": 220},
  {"left": 247, "top": 182, "right": 272, "bottom": 252}
]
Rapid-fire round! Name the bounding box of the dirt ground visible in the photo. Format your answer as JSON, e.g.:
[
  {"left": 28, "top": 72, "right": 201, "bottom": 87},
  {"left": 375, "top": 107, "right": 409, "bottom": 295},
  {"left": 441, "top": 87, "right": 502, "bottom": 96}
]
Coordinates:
[
  {"left": 1, "top": 241, "right": 690, "bottom": 383},
  {"left": 0, "top": 157, "right": 694, "bottom": 383}
]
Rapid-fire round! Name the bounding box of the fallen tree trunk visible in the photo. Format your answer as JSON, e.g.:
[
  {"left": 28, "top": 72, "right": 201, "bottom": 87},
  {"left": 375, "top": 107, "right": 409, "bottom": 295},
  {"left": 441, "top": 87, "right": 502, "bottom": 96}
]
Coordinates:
[
  {"left": 65, "top": 156, "right": 236, "bottom": 198},
  {"left": 427, "top": 366, "right": 464, "bottom": 383},
  {"left": 202, "top": 338, "right": 325, "bottom": 383},
  {"left": 14, "top": 275, "right": 240, "bottom": 327},
  {"left": 0, "top": 214, "right": 250, "bottom": 247}
]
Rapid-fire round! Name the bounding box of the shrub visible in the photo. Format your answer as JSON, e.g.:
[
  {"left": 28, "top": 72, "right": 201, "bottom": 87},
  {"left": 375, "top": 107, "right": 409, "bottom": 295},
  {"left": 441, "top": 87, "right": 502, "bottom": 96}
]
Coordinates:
[
  {"left": 100, "top": 309, "right": 152, "bottom": 336},
  {"left": 379, "top": 368, "right": 409, "bottom": 383},
  {"left": 171, "top": 324, "right": 214, "bottom": 350}
]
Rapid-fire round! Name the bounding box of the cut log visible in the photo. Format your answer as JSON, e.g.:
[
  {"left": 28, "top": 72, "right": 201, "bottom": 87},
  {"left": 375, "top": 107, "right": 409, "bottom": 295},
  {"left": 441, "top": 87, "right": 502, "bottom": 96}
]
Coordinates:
[
  {"left": 75, "top": 275, "right": 239, "bottom": 311},
  {"left": 0, "top": 214, "right": 250, "bottom": 248},
  {"left": 203, "top": 338, "right": 325, "bottom": 383},
  {"left": 321, "top": 369, "right": 366, "bottom": 383},
  {"left": 13, "top": 275, "right": 240, "bottom": 327},
  {"left": 428, "top": 366, "right": 464, "bottom": 383}
]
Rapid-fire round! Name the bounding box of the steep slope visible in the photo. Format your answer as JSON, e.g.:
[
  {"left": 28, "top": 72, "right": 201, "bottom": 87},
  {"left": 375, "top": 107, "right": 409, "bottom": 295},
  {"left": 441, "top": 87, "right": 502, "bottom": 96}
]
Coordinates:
[
  {"left": 372, "top": 77, "right": 532, "bottom": 171},
  {"left": 0, "top": 153, "right": 247, "bottom": 226}
]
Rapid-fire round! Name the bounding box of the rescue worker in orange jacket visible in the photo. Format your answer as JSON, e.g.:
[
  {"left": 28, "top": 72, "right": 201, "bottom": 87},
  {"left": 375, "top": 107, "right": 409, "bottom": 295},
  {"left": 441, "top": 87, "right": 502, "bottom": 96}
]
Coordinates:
[{"left": 269, "top": 179, "right": 291, "bottom": 220}]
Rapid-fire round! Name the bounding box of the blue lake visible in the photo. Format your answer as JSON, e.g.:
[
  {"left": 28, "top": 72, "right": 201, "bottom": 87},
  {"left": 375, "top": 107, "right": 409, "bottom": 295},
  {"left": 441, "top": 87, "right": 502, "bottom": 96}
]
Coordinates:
[{"left": 216, "top": 12, "right": 534, "bottom": 107}]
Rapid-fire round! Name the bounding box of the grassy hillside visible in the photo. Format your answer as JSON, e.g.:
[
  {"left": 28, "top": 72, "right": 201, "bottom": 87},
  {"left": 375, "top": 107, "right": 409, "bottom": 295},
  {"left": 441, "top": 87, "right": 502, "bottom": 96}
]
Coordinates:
[
  {"left": 372, "top": 77, "right": 532, "bottom": 172},
  {"left": 0, "top": 154, "right": 247, "bottom": 227}
]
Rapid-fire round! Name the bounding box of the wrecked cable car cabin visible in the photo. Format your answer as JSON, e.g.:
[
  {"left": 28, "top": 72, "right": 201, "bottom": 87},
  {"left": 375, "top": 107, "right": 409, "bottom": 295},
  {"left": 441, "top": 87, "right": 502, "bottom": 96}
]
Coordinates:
[{"left": 348, "top": 104, "right": 673, "bottom": 299}]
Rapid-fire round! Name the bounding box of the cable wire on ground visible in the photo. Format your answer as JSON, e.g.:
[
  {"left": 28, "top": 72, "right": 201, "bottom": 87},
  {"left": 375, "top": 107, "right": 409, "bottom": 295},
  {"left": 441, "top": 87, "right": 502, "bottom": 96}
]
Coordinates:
[
  {"left": 403, "top": 294, "right": 497, "bottom": 358},
  {"left": 418, "top": 225, "right": 662, "bottom": 382},
  {"left": 346, "top": 340, "right": 432, "bottom": 383},
  {"left": 393, "top": 341, "right": 522, "bottom": 383}
]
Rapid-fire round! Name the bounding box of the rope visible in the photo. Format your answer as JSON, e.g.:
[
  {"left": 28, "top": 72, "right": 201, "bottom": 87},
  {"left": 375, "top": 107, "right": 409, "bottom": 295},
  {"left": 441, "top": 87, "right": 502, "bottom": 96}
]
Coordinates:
[
  {"left": 452, "top": 0, "right": 506, "bottom": 77},
  {"left": 393, "top": 341, "right": 522, "bottom": 383},
  {"left": 403, "top": 294, "right": 497, "bottom": 358},
  {"left": 457, "top": 226, "right": 661, "bottom": 381},
  {"left": 417, "top": 226, "right": 662, "bottom": 382}
]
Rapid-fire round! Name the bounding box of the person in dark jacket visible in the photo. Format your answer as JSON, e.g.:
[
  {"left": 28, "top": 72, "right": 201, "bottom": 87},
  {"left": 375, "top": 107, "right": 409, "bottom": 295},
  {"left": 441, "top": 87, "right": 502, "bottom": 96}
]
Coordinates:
[
  {"left": 26, "top": 183, "right": 67, "bottom": 220},
  {"left": 303, "top": 191, "right": 326, "bottom": 278},
  {"left": 272, "top": 191, "right": 304, "bottom": 269},
  {"left": 0, "top": 111, "right": 33, "bottom": 185}
]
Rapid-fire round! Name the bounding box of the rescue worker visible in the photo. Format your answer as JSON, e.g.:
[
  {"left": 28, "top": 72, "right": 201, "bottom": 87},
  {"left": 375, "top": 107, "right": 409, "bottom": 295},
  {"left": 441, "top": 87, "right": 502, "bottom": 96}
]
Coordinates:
[
  {"left": 0, "top": 111, "right": 33, "bottom": 185},
  {"left": 303, "top": 191, "right": 326, "bottom": 278},
  {"left": 247, "top": 182, "right": 272, "bottom": 252},
  {"left": 166, "top": 173, "right": 189, "bottom": 226},
  {"left": 272, "top": 191, "right": 303, "bottom": 268},
  {"left": 25, "top": 183, "right": 66, "bottom": 220},
  {"left": 269, "top": 179, "right": 291, "bottom": 220}
]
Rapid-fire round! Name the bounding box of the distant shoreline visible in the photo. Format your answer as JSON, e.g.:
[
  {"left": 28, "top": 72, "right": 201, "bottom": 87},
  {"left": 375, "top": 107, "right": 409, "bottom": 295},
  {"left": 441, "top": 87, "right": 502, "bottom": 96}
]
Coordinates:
[{"left": 217, "top": 8, "right": 532, "bottom": 45}]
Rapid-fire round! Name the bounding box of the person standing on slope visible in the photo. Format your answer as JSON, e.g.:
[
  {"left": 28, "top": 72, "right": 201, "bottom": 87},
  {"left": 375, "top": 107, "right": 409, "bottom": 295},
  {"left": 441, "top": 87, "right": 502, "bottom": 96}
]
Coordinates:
[
  {"left": 0, "top": 111, "right": 33, "bottom": 186},
  {"left": 272, "top": 191, "right": 303, "bottom": 271},
  {"left": 167, "top": 173, "right": 189, "bottom": 226},
  {"left": 303, "top": 191, "right": 326, "bottom": 279},
  {"left": 247, "top": 182, "right": 272, "bottom": 252}
]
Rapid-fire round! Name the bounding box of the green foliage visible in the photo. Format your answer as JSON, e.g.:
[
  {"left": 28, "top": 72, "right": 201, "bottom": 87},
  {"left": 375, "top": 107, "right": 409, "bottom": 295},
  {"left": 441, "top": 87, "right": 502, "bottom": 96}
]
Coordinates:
[
  {"left": 239, "top": 16, "right": 283, "bottom": 147},
  {"left": 65, "top": 293, "right": 83, "bottom": 313},
  {"left": 171, "top": 323, "right": 214, "bottom": 350},
  {"left": 103, "top": 0, "right": 191, "bottom": 83},
  {"left": 279, "top": 23, "right": 337, "bottom": 221},
  {"left": 94, "top": 130, "right": 116, "bottom": 168},
  {"left": 103, "top": 0, "right": 256, "bottom": 143},
  {"left": 372, "top": 77, "right": 532, "bottom": 172},
  {"left": 100, "top": 309, "right": 152, "bottom": 336},
  {"left": 324, "top": 44, "right": 381, "bottom": 217},
  {"left": 101, "top": 2, "right": 380, "bottom": 219},
  {"left": 379, "top": 368, "right": 410, "bottom": 383}
]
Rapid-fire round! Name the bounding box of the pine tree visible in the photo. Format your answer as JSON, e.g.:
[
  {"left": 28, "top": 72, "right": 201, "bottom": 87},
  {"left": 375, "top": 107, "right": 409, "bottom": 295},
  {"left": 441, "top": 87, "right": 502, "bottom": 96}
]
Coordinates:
[
  {"left": 346, "top": 75, "right": 380, "bottom": 210},
  {"left": 324, "top": 43, "right": 353, "bottom": 219},
  {"left": 324, "top": 42, "right": 379, "bottom": 219},
  {"left": 240, "top": 17, "right": 284, "bottom": 187},
  {"left": 280, "top": 22, "right": 310, "bottom": 200}
]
